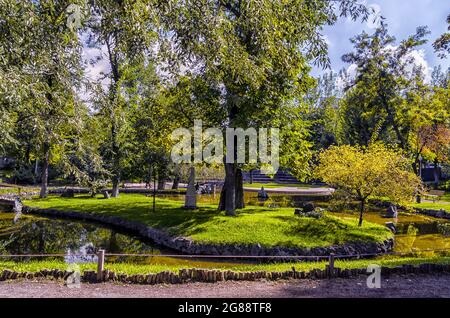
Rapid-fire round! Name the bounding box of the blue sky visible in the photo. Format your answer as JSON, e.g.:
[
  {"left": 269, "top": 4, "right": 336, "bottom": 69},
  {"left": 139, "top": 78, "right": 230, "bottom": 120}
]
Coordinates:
[{"left": 311, "top": 0, "right": 450, "bottom": 78}]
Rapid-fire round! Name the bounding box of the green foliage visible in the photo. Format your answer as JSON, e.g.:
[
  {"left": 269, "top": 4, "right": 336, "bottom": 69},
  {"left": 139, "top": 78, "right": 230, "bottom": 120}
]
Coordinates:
[
  {"left": 316, "top": 143, "right": 422, "bottom": 204},
  {"left": 315, "top": 143, "right": 422, "bottom": 225},
  {"left": 156, "top": 0, "right": 369, "bottom": 208},
  {"left": 433, "top": 14, "right": 450, "bottom": 59},
  {"left": 341, "top": 22, "right": 430, "bottom": 149},
  {"left": 306, "top": 72, "right": 345, "bottom": 151},
  {"left": 86, "top": 0, "right": 159, "bottom": 194}
]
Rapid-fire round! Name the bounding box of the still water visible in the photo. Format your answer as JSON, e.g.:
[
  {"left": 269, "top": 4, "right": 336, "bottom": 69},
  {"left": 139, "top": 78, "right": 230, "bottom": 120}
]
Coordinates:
[
  {"left": 0, "top": 212, "right": 243, "bottom": 267},
  {"left": 0, "top": 192, "right": 449, "bottom": 265}
]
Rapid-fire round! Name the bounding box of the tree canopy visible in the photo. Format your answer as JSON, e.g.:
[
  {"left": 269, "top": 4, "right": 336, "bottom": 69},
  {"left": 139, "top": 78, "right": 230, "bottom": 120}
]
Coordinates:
[{"left": 315, "top": 143, "right": 422, "bottom": 226}]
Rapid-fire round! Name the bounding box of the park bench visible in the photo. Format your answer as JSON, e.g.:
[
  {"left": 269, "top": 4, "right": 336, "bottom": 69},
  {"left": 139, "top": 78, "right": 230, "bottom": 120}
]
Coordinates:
[{"left": 424, "top": 189, "right": 446, "bottom": 203}]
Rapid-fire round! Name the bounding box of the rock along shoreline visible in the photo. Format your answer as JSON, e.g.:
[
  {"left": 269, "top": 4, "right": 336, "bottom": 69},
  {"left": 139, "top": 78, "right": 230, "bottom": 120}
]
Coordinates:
[{"left": 23, "top": 206, "right": 394, "bottom": 258}]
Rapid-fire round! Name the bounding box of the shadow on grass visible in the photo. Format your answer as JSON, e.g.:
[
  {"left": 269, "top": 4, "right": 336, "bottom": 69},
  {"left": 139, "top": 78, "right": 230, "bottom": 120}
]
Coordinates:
[{"left": 28, "top": 194, "right": 227, "bottom": 236}]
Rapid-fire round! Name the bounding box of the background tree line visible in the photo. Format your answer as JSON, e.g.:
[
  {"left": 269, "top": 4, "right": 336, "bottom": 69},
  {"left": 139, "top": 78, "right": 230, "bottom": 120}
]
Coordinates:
[{"left": 0, "top": 1, "right": 448, "bottom": 215}]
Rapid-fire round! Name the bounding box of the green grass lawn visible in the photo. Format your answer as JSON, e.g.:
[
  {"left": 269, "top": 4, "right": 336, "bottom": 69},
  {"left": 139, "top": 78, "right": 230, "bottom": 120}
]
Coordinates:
[
  {"left": 0, "top": 255, "right": 449, "bottom": 274},
  {"left": 0, "top": 184, "right": 40, "bottom": 195},
  {"left": 440, "top": 193, "right": 450, "bottom": 202},
  {"left": 410, "top": 202, "right": 450, "bottom": 212},
  {"left": 24, "top": 194, "right": 392, "bottom": 248},
  {"left": 243, "top": 182, "right": 323, "bottom": 189}
]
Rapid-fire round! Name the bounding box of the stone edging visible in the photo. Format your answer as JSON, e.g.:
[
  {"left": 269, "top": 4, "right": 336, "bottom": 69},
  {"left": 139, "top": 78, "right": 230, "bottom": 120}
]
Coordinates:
[
  {"left": 414, "top": 207, "right": 450, "bottom": 220},
  {"left": 368, "top": 198, "right": 450, "bottom": 220},
  {"left": 23, "top": 206, "right": 394, "bottom": 257},
  {"left": 1, "top": 263, "right": 449, "bottom": 284}
]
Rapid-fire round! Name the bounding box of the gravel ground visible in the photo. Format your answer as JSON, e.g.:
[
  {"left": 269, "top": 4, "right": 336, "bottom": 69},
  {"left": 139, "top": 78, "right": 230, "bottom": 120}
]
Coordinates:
[{"left": 1, "top": 273, "right": 450, "bottom": 298}]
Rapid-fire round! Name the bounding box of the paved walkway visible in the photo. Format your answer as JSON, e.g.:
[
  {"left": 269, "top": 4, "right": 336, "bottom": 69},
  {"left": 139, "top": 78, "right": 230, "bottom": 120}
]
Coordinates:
[
  {"left": 243, "top": 186, "right": 335, "bottom": 195},
  {"left": 1, "top": 273, "right": 449, "bottom": 298}
]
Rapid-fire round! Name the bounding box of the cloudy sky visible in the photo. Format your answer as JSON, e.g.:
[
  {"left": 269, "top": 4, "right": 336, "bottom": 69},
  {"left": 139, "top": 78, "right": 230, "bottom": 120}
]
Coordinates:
[{"left": 311, "top": 0, "right": 450, "bottom": 79}]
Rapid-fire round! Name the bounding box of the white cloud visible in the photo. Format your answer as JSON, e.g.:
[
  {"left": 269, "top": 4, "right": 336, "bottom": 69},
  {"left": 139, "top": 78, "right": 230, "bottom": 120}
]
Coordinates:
[
  {"left": 384, "top": 45, "right": 432, "bottom": 83},
  {"left": 403, "top": 49, "right": 432, "bottom": 83},
  {"left": 335, "top": 48, "right": 431, "bottom": 90}
]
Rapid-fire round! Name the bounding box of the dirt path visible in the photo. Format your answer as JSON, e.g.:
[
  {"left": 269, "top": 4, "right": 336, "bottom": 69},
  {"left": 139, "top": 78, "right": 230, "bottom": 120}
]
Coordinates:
[
  {"left": 243, "top": 187, "right": 334, "bottom": 196},
  {"left": 1, "top": 273, "right": 450, "bottom": 298}
]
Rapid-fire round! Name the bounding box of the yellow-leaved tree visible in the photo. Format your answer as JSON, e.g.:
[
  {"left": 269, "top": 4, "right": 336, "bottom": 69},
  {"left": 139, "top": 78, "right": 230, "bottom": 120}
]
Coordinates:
[{"left": 315, "top": 143, "right": 422, "bottom": 226}]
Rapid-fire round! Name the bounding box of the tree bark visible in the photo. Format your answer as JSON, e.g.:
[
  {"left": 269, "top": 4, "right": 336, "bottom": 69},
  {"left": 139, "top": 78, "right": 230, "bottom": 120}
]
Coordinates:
[
  {"left": 157, "top": 176, "right": 166, "bottom": 190},
  {"left": 172, "top": 175, "right": 180, "bottom": 190},
  {"left": 34, "top": 159, "right": 39, "bottom": 184},
  {"left": 39, "top": 143, "right": 50, "bottom": 198},
  {"left": 433, "top": 158, "right": 440, "bottom": 189},
  {"left": 111, "top": 119, "right": 120, "bottom": 198},
  {"left": 218, "top": 162, "right": 237, "bottom": 216},
  {"left": 172, "top": 164, "right": 180, "bottom": 189},
  {"left": 235, "top": 168, "right": 245, "bottom": 209},
  {"left": 358, "top": 199, "right": 365, "bottom": 227},
  {"left": 111, "top": 178, "right": 120, "bottom": 197}
]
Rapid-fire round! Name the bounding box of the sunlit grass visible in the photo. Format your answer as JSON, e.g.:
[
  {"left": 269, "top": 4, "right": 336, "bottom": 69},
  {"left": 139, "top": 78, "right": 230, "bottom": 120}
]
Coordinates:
[
  {"left": 1, "top": 255, "right": 449, "bottom": 274},
  {"left": 24, "top": 194, "right": 392, "bottom": 248},
  {"left": 410, "top": 202, "right": 450, "bottom": 212}
]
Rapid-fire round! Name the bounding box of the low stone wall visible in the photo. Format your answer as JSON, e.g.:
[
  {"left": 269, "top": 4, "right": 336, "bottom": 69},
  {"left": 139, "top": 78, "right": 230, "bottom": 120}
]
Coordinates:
[
  {"left": 1, "top": 263, "right": 449, "bottom": 284},
  {"left": 47, "top": 188, "right": 186, "bottom": 195},
  {"left": 0, "top": 188, "right": 186, "bottom": 200},
  {"left": 23, "top": 206, "right": 394, "bottom": 257},
  {"left": 369, "top": 198, "right": 450, "bottom": 220},
  {"left": 414, "top": 207, "right": 450, "bottom": 220}
]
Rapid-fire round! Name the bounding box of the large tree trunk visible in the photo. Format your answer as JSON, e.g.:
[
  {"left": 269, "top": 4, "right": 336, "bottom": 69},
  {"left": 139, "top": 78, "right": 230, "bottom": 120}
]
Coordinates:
[
  {"left": 157, "top": 175, "right": 166, "bottom": 190},
  {"left": 111, "top": 178, "right": 120, "bottom": 197},
  {"left": 111, "top": 120, "right": 120, "bottom": 198},
  {"left": 34, "top": 159, "right": 39, "bottom": 184},
  {"left": 433, "top": 158, "right": 440, "bottom": 189},
  {"left": 145, "top": 166, "right": 152, "bottom": 189},
  {"left": 172, "top": 165, "right": 180, "bottom": 190},
  {"left": 218, "top": 162, "right": 237, "bottom": 216},
  {"left": 235, "top": 168, "right": 245, "bottom": 209},
  {"left": 358, "top": 199, "right": 365, "bottom": 227},
  {"left": 39, "top": 143, "right": 50, "bottom": 198}
]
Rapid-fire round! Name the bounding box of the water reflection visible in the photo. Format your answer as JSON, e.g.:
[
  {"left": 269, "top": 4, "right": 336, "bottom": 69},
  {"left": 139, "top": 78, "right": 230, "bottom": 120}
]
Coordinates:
[
  {"left": 2, "top": 190, "right": 450, "bottom": 265},
  {"left": 0, "top": 212, "right": 162, "bottom": 262},
  {"left": 0, "top": 212, "right": 244, "bottom": 267},
  {"left": 327, "top": 210, "right": 450, "bottom": 254},
  {"left": 160, "top": 192, "right": 326, "bottom": 207}
]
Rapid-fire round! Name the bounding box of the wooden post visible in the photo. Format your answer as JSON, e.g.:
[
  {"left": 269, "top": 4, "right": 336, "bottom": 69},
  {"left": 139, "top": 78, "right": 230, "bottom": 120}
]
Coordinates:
[
  {"left": 328, "top": 253, "right": 335, "bottom": 277},
  {"left": 97, "top": 249, "right": 105, "bottom": 282}
]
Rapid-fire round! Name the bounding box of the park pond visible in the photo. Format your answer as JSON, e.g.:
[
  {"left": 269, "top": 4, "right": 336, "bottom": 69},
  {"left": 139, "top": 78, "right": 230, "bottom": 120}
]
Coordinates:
[{"left": 0, "top": 192, "right": 449, "bottom": 266}]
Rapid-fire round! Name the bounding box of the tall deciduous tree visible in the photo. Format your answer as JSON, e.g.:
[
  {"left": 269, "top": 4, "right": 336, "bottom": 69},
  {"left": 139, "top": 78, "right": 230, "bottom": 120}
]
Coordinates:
[
  {"left": 158, "top": 0, "right": 369, "bottom": 215},
  {"left": 86, "top": 0, "right": 157, "bottom": 197},
  {"left": 341, "top": 22, "right": 430, "bottom": 149},
  {"left": 1, "top": 1, "right": 87, "bottom": 197}
]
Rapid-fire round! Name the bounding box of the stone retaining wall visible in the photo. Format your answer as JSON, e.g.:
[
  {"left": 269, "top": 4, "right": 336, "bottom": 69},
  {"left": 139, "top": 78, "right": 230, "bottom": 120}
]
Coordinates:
[
  {"left": 414, "top": 207, "right": 450, "bottom": 220},
  {"left": 1, "top": 263, "right": 449, "bottom": 284},
  {"left": 23, "top": 206, "right": 394, "bottom": 257},
  {"left": 369, "top": 198, "right": 450, "bottom": 220}
]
